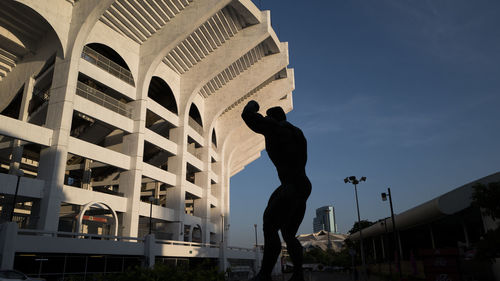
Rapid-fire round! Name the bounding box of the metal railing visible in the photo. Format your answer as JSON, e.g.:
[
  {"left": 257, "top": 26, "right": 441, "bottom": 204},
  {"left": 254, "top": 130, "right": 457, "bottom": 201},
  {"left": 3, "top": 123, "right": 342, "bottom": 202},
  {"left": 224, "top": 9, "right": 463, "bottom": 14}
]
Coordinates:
[
  {"left": 156, "top": 239, "right": 219, "bottom": 248},
  {"left": 17, "top": 229, "right": 251, "bottom": 251},
  {"left": 188, "top": 117, "right": 204, "bottom": 136},
  {"left": 81, "top": 46, "right": 134, "bottom": 85},
  {"left": 76, "top": 81, "right": 132, "bottom": 118},
  {"left": 18, "top": 228, "right": 145, "bottom": 242}
]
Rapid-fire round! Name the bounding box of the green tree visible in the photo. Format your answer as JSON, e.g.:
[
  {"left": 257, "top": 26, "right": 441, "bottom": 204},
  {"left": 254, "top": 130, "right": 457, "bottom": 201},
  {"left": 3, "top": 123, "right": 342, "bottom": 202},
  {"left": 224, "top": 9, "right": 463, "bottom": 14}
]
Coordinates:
[
  {"left": 348, "top": 220, "right": 374, "bottom": 234},
  {"left": 472, "top": 181, "right": 500, "bottom": 261}
]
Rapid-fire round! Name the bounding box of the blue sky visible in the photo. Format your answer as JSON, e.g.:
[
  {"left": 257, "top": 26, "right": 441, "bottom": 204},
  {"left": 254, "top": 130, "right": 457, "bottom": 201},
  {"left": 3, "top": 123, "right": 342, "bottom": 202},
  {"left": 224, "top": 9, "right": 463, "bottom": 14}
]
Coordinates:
[{"left": 229, "top": 0, "right": 500, "bottom": 248}]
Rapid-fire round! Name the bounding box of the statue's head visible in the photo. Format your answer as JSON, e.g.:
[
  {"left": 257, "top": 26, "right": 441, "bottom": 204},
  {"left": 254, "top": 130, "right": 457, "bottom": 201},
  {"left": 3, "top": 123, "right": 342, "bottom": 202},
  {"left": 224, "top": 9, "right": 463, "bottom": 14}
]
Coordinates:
[{"left": 266, "top": 106, "right": 286, "bottom": 122}]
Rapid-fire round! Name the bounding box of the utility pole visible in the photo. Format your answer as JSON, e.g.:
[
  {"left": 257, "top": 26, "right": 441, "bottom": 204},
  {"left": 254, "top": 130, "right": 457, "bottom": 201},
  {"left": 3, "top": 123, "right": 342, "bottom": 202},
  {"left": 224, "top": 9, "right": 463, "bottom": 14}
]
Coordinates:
[{"left": 382, "top": 188, "right": 402, "bottom": 280}]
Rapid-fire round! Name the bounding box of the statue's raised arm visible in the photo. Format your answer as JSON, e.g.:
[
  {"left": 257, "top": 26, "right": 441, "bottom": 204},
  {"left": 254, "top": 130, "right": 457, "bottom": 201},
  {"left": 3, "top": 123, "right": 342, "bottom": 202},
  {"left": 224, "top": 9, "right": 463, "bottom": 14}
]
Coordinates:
[{"left": 241, "top": 100, "right": 280, "bottom": 135}]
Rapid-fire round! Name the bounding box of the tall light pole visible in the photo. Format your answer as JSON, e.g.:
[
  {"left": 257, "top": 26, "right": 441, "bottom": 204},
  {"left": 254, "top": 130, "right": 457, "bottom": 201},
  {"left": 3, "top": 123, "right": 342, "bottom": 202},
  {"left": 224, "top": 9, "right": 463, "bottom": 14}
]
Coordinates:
[
  {"left": 344, "top": 176, "right": 367, "bottom": 279},
  {"left": 381, "top": 188, "right": 402, "bottom": 280},
  {"left": 9, "top": 170, "right": 24, "bottom": 222},
  {"left": 381, "top": 218, "right": 393, "bottom": 279},
  {"left": 254, "top": 224, "right": 259, "bottom": 249},
  {"left": 148, "top": 196, "right": 155, "bottom": 235}
]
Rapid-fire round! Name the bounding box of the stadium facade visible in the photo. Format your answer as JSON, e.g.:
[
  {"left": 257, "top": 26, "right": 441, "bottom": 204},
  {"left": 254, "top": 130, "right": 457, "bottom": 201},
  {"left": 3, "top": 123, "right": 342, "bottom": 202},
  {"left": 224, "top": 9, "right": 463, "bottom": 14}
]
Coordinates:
[{"left": 0, "top": 0, "right": 294, "bottom": 274}]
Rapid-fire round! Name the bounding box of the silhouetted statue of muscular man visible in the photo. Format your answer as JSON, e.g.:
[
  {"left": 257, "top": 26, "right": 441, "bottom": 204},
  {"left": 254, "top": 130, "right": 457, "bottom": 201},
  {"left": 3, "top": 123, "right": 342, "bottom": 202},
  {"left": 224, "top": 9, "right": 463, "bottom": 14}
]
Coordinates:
[{"left": 242, "top": 100, "right": 311, "bottom": 281}]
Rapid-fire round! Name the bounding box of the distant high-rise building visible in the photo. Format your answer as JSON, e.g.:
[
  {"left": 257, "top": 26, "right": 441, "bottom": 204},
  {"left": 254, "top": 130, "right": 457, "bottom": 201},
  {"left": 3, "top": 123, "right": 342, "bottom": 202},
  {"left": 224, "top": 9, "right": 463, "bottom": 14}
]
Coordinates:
[{"left": 313, "top": 206, "right": 337, "bottom": 233}]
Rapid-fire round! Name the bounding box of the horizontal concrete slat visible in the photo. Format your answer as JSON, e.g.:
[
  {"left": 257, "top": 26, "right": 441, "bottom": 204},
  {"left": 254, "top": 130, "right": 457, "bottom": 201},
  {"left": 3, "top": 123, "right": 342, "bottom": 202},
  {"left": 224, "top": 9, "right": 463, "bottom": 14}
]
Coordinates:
[
  {"left": 144, "top": 128, "right": 177, "bottom": 155},
  {"left": 73, "top": 95, "right": 134, "bottom": 133},
  {"left": 142, "top": 162, "right": 176, "bottom": 186},
  {"left": 146, "top": 99, "right": 179, "bottom": 127},
  {"left": 61, "top": 185, "right": 128, "bottom": 212},
  {"left": 138, "top": 201, "right": 175, "bottom": 221},
  {"left": 0, "top": 115, "right": 52, "bottom": 146},
  {"left": 184, "top": 181, "right": 202, "bottom": 198},
  {"left": 185, "top": 151, "right": 204, "bottom": 171},
  {"left": 68, "top": 137, "right": 131, "bottom": 170},
  {"left": 79, "top": 58, "right": 136, "bottom": 100}
]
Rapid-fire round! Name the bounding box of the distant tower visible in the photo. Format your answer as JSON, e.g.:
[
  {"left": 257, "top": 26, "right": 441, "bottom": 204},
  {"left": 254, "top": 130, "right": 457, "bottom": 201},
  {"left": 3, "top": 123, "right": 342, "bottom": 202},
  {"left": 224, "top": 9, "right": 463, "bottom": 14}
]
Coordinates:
[{"left": 313, "top": 206, "right": 337, "bottom": 233}]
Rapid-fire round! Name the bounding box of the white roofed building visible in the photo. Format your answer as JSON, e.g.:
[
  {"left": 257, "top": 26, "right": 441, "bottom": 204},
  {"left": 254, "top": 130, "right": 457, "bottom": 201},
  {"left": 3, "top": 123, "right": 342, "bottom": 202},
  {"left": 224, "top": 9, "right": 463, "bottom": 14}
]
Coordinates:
[{"left": 296, "top": 231, "right": 347, "bottom": 253}]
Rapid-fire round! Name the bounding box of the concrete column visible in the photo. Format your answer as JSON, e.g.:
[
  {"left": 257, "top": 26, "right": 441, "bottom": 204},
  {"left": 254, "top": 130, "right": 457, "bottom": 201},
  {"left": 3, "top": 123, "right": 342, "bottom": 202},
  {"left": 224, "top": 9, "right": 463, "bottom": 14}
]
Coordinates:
[
  {"left": 194, "top": 167, "right": 210, "bottom": 244},
  {"left": 210, "top": 155, "right": 223, "bottom": 242},
  {"left": 372, "top": 238, "right": 377, "bottom": 261},
  {"left": 166, "top": 125, "right": 188, "bottom": 241},
  {"left": 0, "top": 222, "right": 18, "bottom": 270},
  {"left": 218, "top": 164, "right": 231, "bottom": 246},
  {"left": 119, "top": 98, "right": 147, "bottom": 237},
  {"left": 218, "top": 213, "right": 228, "bottom": 273},
  {"left": 9, "top": 76, "right": 35, "bottom": 173},
  {"left": 3, "top": 77, "right": 35, "bottom": 222},
  {"left": 35, "top": 56, "right": 76, "bottom": 231},
  {"left": 118, "top": 168, "right": 142, "bottom": 237},
  {"left": 154, "top": 182, "right": 160, "bottom": 200}
]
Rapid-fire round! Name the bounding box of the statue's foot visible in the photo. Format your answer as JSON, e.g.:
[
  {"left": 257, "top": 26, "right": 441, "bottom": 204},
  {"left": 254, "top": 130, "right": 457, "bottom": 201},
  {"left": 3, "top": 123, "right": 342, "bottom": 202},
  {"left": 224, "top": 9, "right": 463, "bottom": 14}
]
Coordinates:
[{"left": 249, "top": 273, "right": 273, "bottom": 281}]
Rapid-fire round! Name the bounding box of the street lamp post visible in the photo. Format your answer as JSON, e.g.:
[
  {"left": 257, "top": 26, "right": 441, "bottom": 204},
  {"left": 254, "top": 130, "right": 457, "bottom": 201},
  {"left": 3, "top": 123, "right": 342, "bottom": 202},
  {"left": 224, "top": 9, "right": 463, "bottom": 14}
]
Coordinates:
[
  {"left": 148, "top": 196, "right": 155, "bottom": 235},
  {"left": 9, "top": 170, "right": 25, "bottom": 222},
  {"left": 381, "top": 218, "right": 393, "bottom": 279},
  {"left": 254, "top": 224, "right": 259, "bottom": 249},
  {"left": 344, "top": 176, "right": 367, "bottom": 280},
  {"left": 381, "top": 188, "right": 402, "bottom": 280}
]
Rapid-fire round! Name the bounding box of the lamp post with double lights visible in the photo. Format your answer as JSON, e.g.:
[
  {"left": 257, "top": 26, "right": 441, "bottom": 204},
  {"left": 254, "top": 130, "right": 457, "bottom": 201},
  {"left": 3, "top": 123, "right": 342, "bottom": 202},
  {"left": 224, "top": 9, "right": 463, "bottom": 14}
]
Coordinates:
[
  {"left": 381, "top": 188, "right": 402, "bottom": 280},
  {"left": 344, "top": 176, "right": 367, "bottom": 279}
]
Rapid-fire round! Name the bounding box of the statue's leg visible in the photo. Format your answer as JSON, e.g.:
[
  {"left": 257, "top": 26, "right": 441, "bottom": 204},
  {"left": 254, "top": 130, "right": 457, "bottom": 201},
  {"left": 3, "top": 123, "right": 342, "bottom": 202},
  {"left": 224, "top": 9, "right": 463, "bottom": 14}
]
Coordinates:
[
  {"left": 256, "top": 186, "right": 284, "bottom": 280},
  {"left": 282, "top": 200, "right": 307, "bottom": 281}
]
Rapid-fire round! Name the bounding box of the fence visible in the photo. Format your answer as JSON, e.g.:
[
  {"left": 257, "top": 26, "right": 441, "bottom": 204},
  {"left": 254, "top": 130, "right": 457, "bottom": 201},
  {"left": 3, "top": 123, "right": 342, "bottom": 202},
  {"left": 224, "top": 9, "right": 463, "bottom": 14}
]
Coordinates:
[
  {"left": 81, "top": 46, "right": 134, "bottom": 85},
  {"left": 76, "top": 82, "right": 132, "bottom": 118}
]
